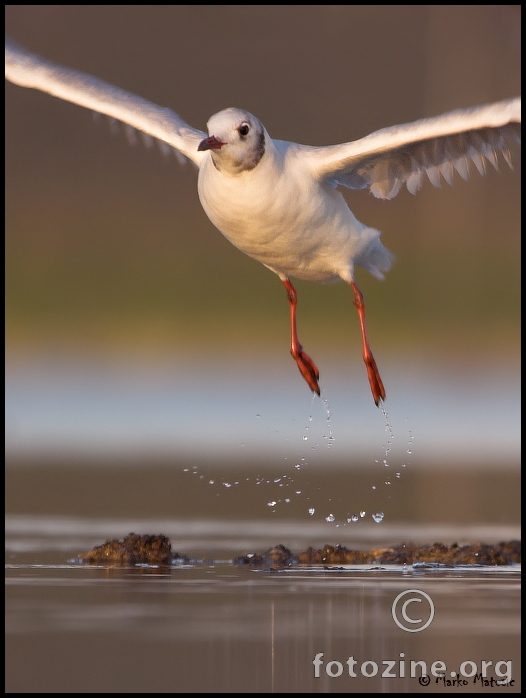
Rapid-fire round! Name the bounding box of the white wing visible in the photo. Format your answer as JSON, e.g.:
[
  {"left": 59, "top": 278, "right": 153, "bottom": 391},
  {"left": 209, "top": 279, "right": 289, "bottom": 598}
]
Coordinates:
[
  {"left": 5, "top": 38, "right": 207, "bottom": 167},
  {"left": 304, "top": 98, "right": 521, "bottom": 199}
]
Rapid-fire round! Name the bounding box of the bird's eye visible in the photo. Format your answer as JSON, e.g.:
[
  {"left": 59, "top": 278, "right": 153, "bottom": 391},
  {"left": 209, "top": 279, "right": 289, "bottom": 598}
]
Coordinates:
[{"left": 238, "top": 123, "right": 250, "bottom": 137}]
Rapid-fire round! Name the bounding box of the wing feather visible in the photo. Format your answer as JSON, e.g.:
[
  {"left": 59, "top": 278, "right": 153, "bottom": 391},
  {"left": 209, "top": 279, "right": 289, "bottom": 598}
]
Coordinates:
[
  {"left": 5, "top": 38, "right": 207, "bottom": 166},
  {"left": 303, "top": 98, "right": 520, "bottom": 200}
]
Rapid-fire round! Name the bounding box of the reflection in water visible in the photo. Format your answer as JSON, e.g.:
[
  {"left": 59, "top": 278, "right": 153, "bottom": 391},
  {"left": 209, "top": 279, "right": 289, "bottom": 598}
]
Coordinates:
[
  {"left": 5, "top": 509, "right": 521, "bottom": 692},
  {"left": 5, "top": 554, "right": 521, "bottom": 693},
  {"left": 5, "top": 455, "right": 520, "bottom": 692}
]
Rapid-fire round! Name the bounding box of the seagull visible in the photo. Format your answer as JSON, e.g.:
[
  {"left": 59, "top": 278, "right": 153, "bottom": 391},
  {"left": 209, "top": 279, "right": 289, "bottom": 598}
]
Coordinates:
[{"left": 5, "top": 38, "right": 521, "bottom": 405}]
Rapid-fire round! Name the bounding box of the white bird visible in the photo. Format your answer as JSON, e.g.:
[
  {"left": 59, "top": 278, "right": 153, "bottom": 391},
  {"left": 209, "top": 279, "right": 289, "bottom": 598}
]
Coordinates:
[{"left": 5, "top": 39, "right": 521, "bottom": 405}]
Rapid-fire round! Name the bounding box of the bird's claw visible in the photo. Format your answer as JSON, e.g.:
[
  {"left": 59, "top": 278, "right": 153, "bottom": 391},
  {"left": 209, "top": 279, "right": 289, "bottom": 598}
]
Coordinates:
[
  {"left": 364, "top": 356, "right": 385, "bottom": 407},
  {"left": 293, "top": 349, "right": 320, "bottom": 396}
]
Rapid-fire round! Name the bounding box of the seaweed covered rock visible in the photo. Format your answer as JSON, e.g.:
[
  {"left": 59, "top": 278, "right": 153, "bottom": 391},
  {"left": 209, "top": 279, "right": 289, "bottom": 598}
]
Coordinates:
[{"left": 78, "top": 533, "right": 182, "bottom": 566}]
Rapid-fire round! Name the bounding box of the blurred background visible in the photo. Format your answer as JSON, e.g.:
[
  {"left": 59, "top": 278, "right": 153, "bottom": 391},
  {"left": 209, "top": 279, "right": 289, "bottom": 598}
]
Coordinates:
[{"left": 5, "top": 6, "right": 521, "bottom": 528}]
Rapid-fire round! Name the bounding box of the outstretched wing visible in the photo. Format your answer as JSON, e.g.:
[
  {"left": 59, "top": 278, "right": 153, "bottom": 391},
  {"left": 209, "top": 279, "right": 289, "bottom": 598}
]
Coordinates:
[
  {"left": 5, "top": 38, "right": 207, "bottom": 167},
  {"left": 303, "top": 98, "right": 521, "bottom": 199}
]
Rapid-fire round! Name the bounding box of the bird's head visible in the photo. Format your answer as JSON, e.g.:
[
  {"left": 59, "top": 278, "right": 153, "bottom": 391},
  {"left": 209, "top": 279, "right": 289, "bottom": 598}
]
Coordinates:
[{"left": 198, "top": 108, "right": 266, "bottom": 174}]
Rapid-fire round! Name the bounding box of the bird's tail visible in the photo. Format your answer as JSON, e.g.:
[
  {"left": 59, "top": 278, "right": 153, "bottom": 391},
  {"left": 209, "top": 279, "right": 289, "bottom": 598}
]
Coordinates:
[{"left": 355, "top": 228, "right": 394, "bottom": 280}]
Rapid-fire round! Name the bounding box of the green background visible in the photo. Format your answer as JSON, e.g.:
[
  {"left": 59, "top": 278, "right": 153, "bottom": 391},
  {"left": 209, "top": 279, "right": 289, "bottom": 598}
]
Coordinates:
[{"left": 6, "top": 6, "right": 520, "bottom": 366}]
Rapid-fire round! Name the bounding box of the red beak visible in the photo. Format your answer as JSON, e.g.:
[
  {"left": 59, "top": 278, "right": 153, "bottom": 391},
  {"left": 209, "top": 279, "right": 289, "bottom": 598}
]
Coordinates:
[{"left": 198, "top": 135, "right": 226, "bottom": 151}]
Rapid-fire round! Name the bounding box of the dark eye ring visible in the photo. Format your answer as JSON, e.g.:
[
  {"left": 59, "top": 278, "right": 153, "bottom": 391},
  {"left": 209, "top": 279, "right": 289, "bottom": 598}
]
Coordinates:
[{"left": 238, "top": 123, "right": 250, "bottom": 137}]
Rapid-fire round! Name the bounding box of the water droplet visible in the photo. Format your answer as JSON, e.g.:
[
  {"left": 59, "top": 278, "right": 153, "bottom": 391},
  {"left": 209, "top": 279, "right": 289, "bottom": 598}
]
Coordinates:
[
  {"left": 256, "top": 414, "right": 261, "bottom": 418},
  {"left": 302, "top": 436, "right": 308, "bottom": 441},
  {"left": 371, "top": 485, "right": 377, "bottom": 490},
  {"left": 208, "top": 480, "right": 215, "bottom": 485},
  {"left": 384, "top": 480, "right": 391, "bottom": 485},
  {"left": 372, "top": 512, "right": 384, "bottom": 523},
  {"left": 183, "top": 468, "right": 189, "bottom": 472},
  {"left": 295, "top": 463, "right": 302, "bottom": 470},
  {"left": 308, "top": 508, "right": 315, "bottom": 516},
  {"left": 274, "top": 477, "right": 281, "bottom": 483},
  {"left": 360, "top": 511, "right": 366, "bottom": 518},
  {"left": 407, "top": 450, "right": 412, "bottom": 454},
  {"left": 347, "top": 515, "right": 359, "bottom": 523},
  {"left": 267, "top": 501, "right": 277, "bottom": 507},
  {"left": 383, "top": 460, "right": 389, "bottom": 466},
  {"left": 325, "top": 514, "right": 335, "bottom": 523},
  {"left": 223, "top": 482, "right": 232, "bottom": 488},
  {"left": 395, "top": 472, "right": 401, "bottom": 479},
  {"left": 285, "top": 498, "right": 290, "bottom": 503},
  {"left": 295, "top": 490, "right": 301, "bottom": 495}
]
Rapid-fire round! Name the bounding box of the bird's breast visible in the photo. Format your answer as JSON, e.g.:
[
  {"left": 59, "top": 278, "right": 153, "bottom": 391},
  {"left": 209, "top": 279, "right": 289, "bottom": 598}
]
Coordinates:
[{"left": 196, "top": 156, "right": 367, "bottom": 281}]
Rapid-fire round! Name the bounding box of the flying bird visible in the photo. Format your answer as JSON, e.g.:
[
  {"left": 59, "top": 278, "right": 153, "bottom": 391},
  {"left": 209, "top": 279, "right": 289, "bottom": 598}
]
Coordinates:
[{"left": 5, "top": 39, "right": 521, "bottom": 405}]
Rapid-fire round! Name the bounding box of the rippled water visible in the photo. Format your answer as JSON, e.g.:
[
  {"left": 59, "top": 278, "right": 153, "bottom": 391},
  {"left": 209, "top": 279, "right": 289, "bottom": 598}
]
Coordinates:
[
  {"left": 5, "top": 528, "right": 521, "bottom": 693},
  {"left": 6, "top": 459, "right": 521, "bottom": 693}
]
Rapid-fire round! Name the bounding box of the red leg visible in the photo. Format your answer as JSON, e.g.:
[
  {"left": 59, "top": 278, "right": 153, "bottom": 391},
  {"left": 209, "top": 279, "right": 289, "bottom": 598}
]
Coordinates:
[
  {"left": 282, "top": 278, "right": 320, "bottom": 395},
  {"left": 350, "top": 281, "right": 385, "bottom": 406}
]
